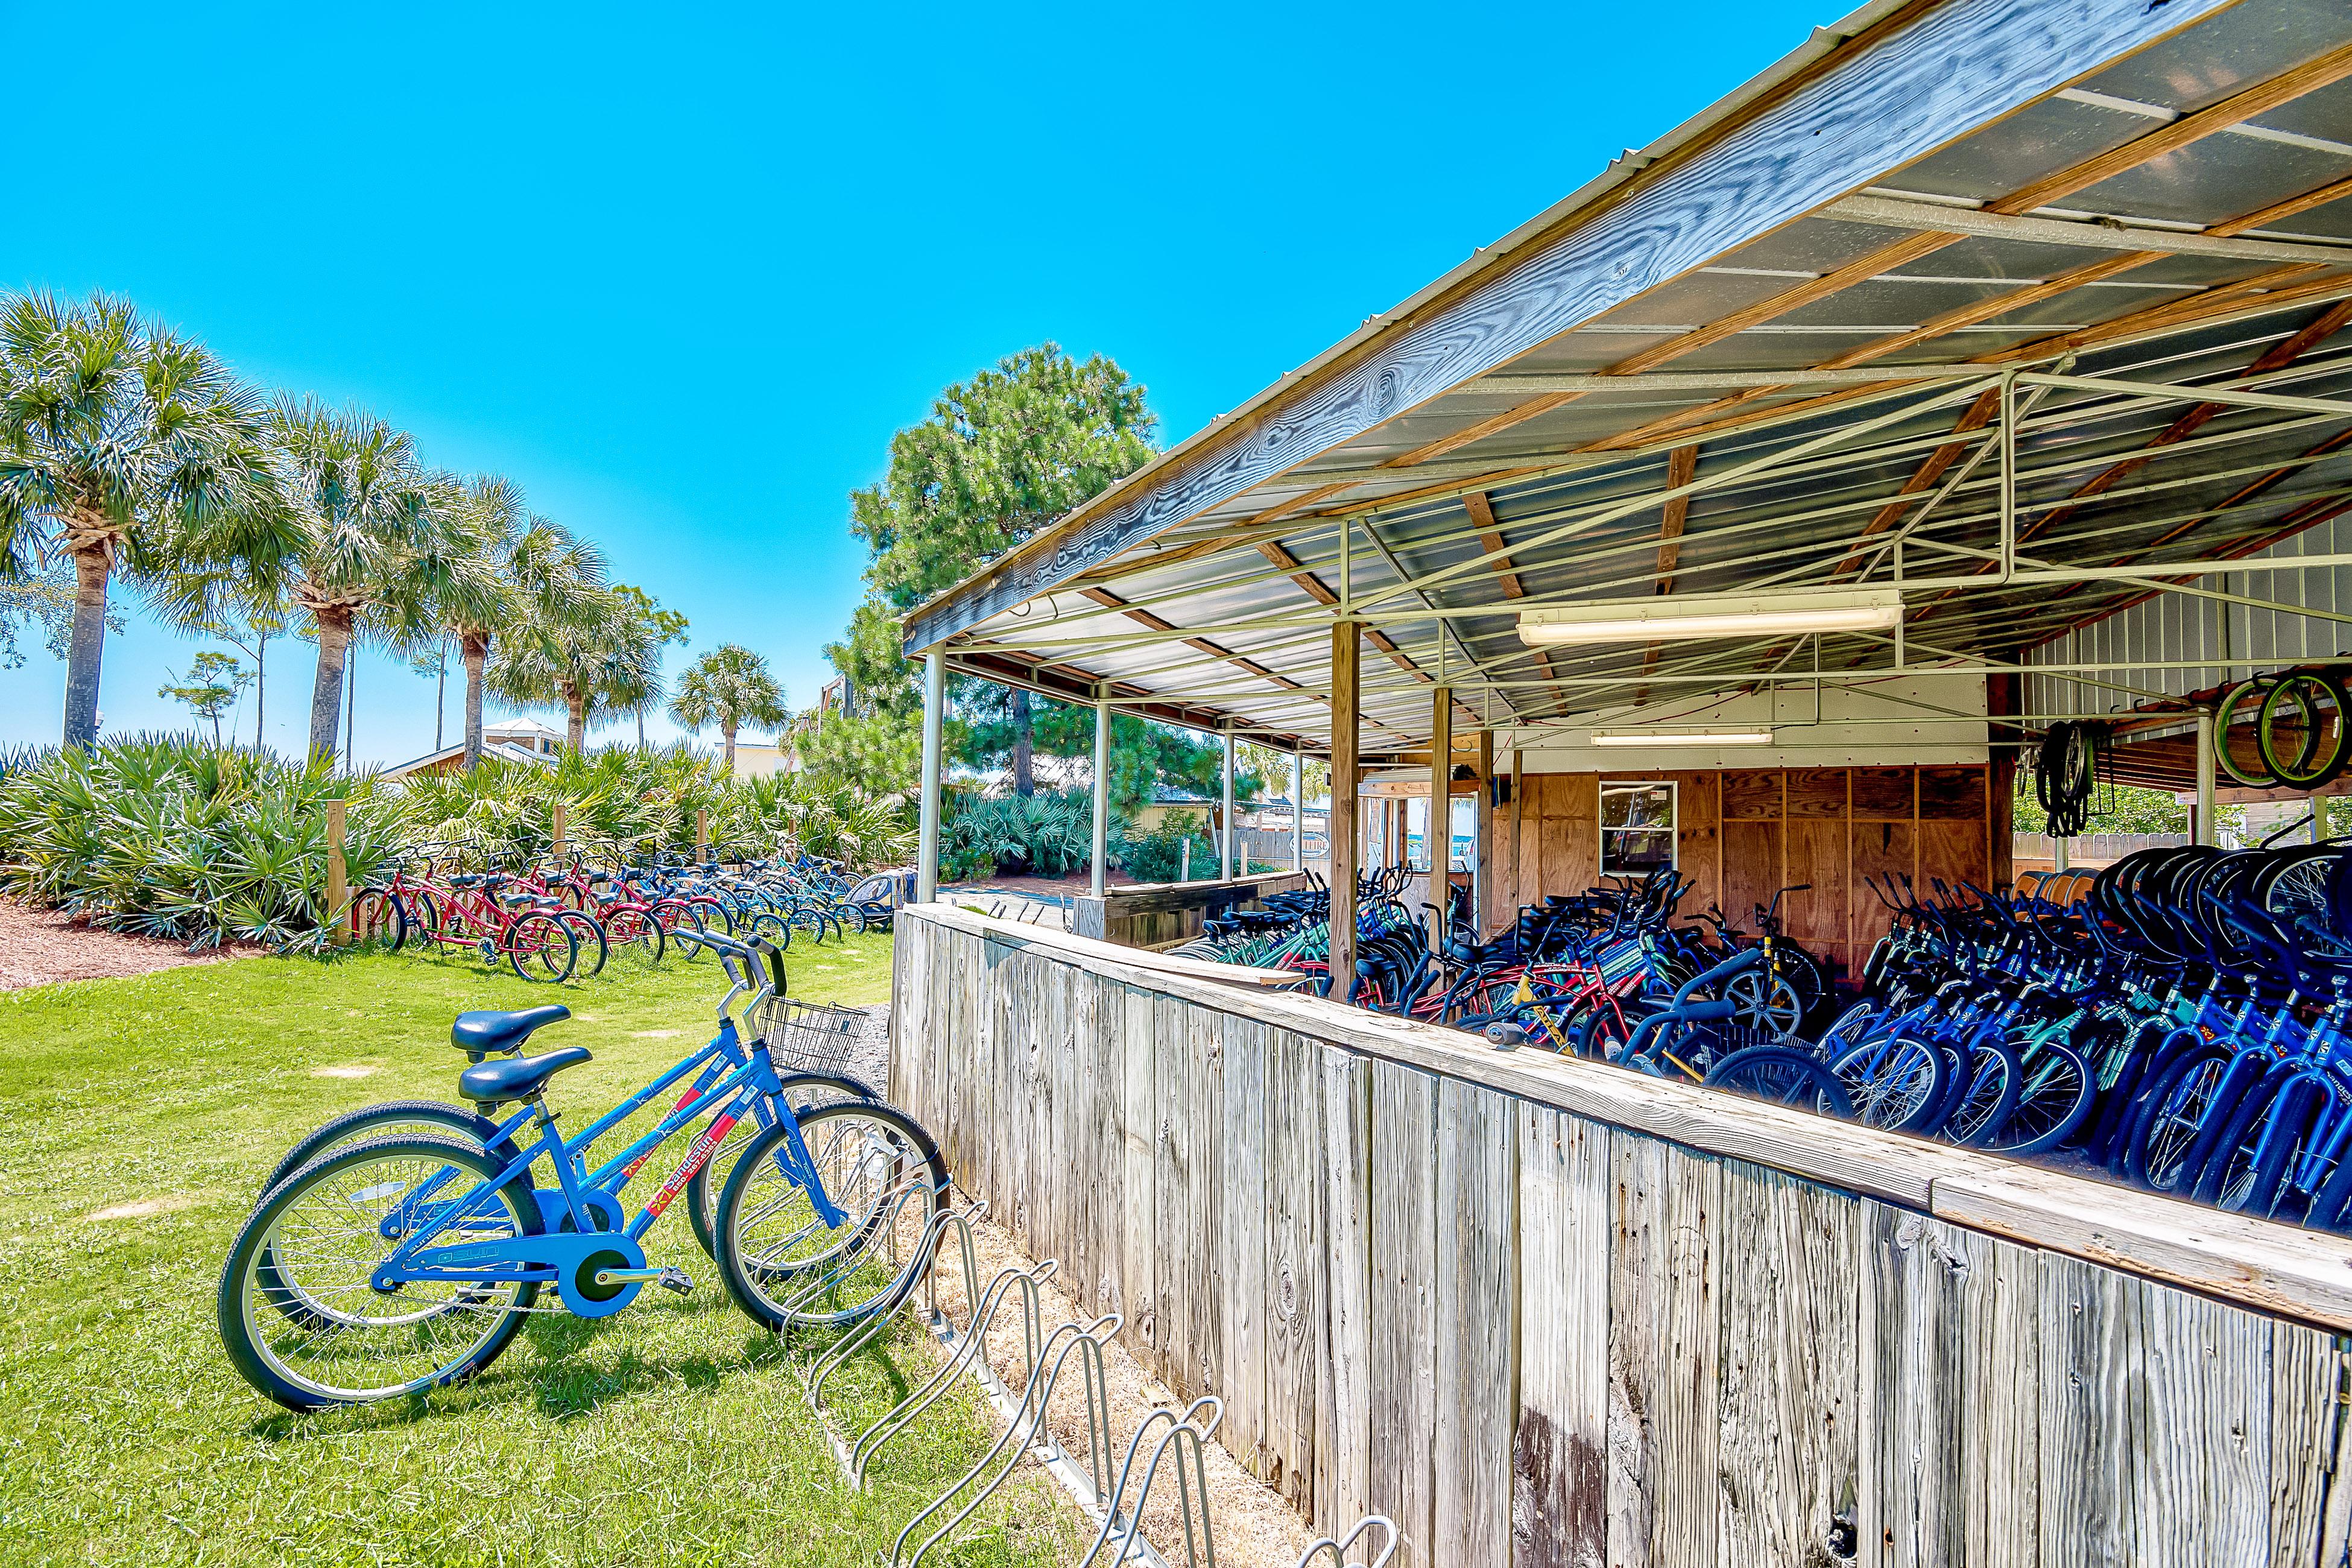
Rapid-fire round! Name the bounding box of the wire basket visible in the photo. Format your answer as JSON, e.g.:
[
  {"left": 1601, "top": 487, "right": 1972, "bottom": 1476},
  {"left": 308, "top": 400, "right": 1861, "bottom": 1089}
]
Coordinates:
[{"left": 757, "top": 995, "right": 869, "bottom": 1076}]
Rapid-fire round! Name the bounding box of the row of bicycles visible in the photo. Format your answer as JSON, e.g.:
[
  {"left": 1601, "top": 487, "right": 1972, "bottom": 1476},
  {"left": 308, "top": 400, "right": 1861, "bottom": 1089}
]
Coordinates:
[
  {"left": 1178, "top": 835, "right": 2352, "bottom": 1233},
  {"left": 217, "top": 928, "right": 947, "bottom": 1409},
  {"left": 350, "top": 839, "right": 898, "bottom": 982}
]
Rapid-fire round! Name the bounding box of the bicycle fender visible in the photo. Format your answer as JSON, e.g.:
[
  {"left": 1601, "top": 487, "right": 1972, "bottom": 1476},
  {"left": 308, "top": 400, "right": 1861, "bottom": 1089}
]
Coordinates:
[{"left": 776, "top": 1069, "right": 882, "bottom": 1104}]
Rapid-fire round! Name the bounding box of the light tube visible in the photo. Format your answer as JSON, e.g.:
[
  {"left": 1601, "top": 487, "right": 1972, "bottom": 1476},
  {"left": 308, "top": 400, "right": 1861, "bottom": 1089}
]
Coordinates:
[
  {"left": 1590, "top": 730, "right": 1775, "bottom": 747},
  {"left": 1518, "top": 589, "right": 1902, "bottom": 646}
]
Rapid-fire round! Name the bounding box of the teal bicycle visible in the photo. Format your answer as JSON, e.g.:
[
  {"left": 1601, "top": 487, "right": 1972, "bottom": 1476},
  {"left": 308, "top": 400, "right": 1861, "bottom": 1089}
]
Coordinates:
[{"left": 217, "top": 933, "right": 946, "bottom": 1411}]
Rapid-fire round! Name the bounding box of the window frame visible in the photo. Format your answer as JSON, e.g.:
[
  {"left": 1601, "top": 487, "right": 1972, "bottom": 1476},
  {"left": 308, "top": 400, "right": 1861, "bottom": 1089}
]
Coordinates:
[{"left": 1599, "top": 779, "right": 1678, "bottom": 876}]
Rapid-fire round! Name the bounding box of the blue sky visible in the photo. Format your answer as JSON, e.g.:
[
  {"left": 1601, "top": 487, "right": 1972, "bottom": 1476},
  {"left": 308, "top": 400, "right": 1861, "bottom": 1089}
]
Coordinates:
[{"left": 2, "top": 0, "right": 1828, "bottom": 765}]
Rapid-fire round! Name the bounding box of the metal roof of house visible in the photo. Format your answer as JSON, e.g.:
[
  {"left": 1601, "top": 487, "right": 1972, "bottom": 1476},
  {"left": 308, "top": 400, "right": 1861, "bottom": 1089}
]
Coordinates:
[{"left": 902, "top": 0, "right": 2352, "bottom": 760}]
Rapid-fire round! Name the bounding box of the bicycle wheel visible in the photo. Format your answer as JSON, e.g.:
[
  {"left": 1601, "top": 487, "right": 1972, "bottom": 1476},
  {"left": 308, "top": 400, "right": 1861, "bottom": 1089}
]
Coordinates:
[
  {"left": 690, "top": 896, "right": 734, "bottom": 935},
  {"left": 256, "top": 1099, "right": 517, "bottom": 1197},
  {"left": 217, "top": 1135, "right": 540, "bottom": 1411},
  {"left": 788, "top": 905, "right": 831, "bottom": 945},
  {"left": 2202, "top": 1073, "right": 2319, "bottom": 1218},
  {"left": 1829, "top": 1034, "right": 1950, "bottom": 1132},
  {"left": 1984, "top": 1037, "right": 2096, "bottom": 1157},
  {"left": 1702, "top": 1045, "right": 1854, "bottom": 1118},
  {"left": 1944, "top": 1038, "right": 2023, "bottom": 1148},
  {"left": 2258, "top": 672, "right": 2352, "bottom": 789},
  {"left": 2123, "top": 1044, "right": 2234, "bottom": 1193},
  {"left": 662, "top": 899, "right": 712, "bottom": 959},
  {"left": 507, "top": 911, "right": 578, "bottom": 982},
  {"left": 349, "top": 888, "right": 409, "bottom": 952},
  {"left": 744, "top": 910, "right": 792, "bottom": 949},
  {"left": 1722, "top": 967, "right": 1803, "bottom": 1034},
  {"left": 557, "top": 910, "right": 609, "bottom": 979},
  {"left": 601, "top": 902, "right": 666, "bottom": 969},
  {"left": 836, "top": 903, "right": 869, "bottom": 935},
  {"left": 2211, "top": 677, "right": 2275, "bottom": 787},
  {"left": 715, "top": 1100, "right": 948, "bottom": 1330}
]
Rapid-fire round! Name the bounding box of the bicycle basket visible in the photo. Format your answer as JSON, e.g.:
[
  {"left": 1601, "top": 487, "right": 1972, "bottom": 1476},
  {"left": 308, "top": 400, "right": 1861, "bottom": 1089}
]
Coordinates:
[{"left": 756, "top": 996, "right": 868, "bottom": 1076}]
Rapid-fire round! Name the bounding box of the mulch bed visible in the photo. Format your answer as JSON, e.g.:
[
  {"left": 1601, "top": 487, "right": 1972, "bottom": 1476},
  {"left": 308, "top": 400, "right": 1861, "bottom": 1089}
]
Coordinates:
[{"left": 0, "top": 900, "right": 255, "bottom": 991}]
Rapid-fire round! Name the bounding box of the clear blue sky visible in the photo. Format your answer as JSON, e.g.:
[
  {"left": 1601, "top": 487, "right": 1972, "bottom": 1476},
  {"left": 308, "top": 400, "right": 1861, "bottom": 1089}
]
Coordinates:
[{"left": 2, "top": 0, "right": 1827, "bottom": 766}]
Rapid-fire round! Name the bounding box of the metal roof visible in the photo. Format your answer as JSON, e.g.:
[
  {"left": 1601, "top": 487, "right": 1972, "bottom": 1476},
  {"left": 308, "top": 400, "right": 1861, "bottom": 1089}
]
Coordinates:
[{"left": 906, "top": 0, "right": 2352, "bottom": 760}]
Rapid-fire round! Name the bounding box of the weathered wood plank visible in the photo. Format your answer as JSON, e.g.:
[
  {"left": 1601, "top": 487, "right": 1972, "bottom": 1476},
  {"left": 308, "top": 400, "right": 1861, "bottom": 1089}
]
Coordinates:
[
  {"left": 1434, "top": 1076, "right": 1517, "bottom": 1568},
  {"left": 1223, "top": 1016, "right": 1270, "bottom": 1478},
  {"left": 1187, "top": 1000, "right": 1228, "bottom": 1408},
  {"left": 1119, "top": 982, "right": 1158, "bottom": 1361},
  {"left": 1856, "top": 1203, "right": 2040, "bottom": 1568},
  {"left": 2268, "top": 1321, "right": 2339, "bottom": 1566},
  {"left": 1318, "top": 1045, "right": 1374, "bottom": 1539},
  {"left": 1514, "top": 1106, "right": 1610, "bottom": 1568},
  {"left": 1154, "top": 992, "right": 1193, "bottom": 1391},
  {"left": 1715, "top": 1157, "right": 1857, "bottom": 1567},
  {"left": 1934, "top": 1164, "right": 2352, "bottom": 1337},
  {"left": 1609, "top": 1138, "right": 1721, "bottom": 1568},
  {"left": 1371, "top": 1060, "right": 1440, "bottom": 1568},
  {"left": 1264, "top": 1027, "right": 1323, "bottom": 1513}
]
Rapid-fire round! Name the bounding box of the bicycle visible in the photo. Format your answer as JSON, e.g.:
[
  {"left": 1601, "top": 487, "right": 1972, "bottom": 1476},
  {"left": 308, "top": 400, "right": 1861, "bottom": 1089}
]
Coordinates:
[{"left": 217, "top": 934, "right": 947, "bottom": 1409}]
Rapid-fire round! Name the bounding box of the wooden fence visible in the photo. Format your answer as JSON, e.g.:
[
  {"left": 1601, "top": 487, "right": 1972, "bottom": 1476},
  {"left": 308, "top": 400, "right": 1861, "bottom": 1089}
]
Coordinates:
[{"left": 891, "top": 905, "right": 2352, "bottom": 1568}]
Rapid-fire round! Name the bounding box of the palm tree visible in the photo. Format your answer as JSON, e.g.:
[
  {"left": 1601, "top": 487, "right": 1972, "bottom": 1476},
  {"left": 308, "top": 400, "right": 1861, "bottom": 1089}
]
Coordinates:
[
  {"left": 0, "top": 292, "right": 296, "bottom": 748},
  {"left": 433, "top": 475, "right": 607, "bottom": 768},
  {"left": 671, "top": 645, "right": 788, "bottom": 772},
  {"left": 266, "top": 398, "right": 455, "bottom": 762},
  {"left": 491, "top": 585, "right": 663, "bottom": 752}
]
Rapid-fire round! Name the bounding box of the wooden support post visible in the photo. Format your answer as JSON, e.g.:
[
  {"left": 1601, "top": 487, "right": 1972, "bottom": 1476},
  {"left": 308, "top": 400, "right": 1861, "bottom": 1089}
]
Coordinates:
[
  {"left": 324, "top": 798, "right": 350, "bottom": 946},
  {"left": 695, "top": 807, "right": 709, "bottom": 859},
  {"left": 1330, "top": 621, "right": 1361, "bottom": 1002},
  {"left": 1429, "top": 685, "right": 1452, "bottom": 952},
  {"left": 1475, "top": 729, "right": 1494, "bottom": 938},
  {"left": 1221, "top": 726, "right": 1236, "bottom": 880},
  {"left": 551, "top": 798, "right": 568, "bottom": 864}
]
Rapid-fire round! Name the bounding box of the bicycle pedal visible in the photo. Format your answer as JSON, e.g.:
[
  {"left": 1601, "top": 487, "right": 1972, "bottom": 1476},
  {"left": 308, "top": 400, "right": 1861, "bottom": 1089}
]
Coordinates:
[{"left": 658, "top": 1266, "right": 695, "bottom": 1295}]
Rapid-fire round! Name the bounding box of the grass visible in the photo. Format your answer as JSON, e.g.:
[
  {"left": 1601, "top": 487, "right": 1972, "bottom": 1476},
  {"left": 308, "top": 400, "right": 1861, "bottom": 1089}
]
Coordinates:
[{"left": 0, "top": 933, "right": 1080, "bottom": 1567}]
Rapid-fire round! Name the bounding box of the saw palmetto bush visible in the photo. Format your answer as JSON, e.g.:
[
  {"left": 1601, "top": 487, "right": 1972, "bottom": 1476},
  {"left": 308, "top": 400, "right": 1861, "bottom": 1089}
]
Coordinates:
[
  {"left": 941, "top": 790, "right": 1096, "bottom": 880},
  {"left": 0, "top": 736, "right": 918, "bottom": 953},
  {"left": 0, "top": 733, "right": 403, "bottom": 950}
]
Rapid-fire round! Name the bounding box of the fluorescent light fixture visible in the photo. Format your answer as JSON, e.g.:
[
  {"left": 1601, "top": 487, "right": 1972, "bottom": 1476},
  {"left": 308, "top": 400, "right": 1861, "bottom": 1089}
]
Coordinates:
[
  {"left": 1518, "top": 588, "right": 1902, "bottom": 646},
  {"left": 1591, "top": 730, "right": 1774, "bottom": 747}
]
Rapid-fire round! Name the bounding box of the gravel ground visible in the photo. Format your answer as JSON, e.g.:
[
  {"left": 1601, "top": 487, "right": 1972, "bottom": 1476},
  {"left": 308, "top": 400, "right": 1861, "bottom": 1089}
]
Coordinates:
[
  {"left": 0, "top": 900, "right": 254, "bottom": 991},
  {"left": 852, "top": 1001, "right": 892, "bottom": 1092}
]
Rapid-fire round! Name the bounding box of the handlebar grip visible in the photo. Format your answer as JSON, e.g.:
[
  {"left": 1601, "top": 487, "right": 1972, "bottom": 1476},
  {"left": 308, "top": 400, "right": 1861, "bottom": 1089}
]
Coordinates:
[{"left": 751, "top": 935, "right": 790, "bottom": 996}]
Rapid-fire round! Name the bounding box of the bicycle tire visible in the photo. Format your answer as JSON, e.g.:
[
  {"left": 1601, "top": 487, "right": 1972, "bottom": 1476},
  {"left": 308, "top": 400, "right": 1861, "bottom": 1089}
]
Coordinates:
[
  {"left": 349, "top": 887, "right": 409, "bottom": 952},
  {"left": 1984, "top": 1037, "right": 2097, "bottom": 1158},
  {"left": 2196, "top": 1067, "right": 2302, "bottom": 1213},
  {"left": 1829, "top": 1034, "right": 1950, "bottom": 1133},
  {"left": 1944, "top": 1038, "right": 2024, "bottom": 1148},
  {"left": 1702, "top": 1045, "right": 1855, "bottom": 1118},
  {"left": 218, "top": 1134, "right": 541, "bottom": 1411},
  {"left": 2257, "top": 672, "right": 2352, "bottom": 789},
  {"left": 507, "top": 911, "right": 579, "bottom": 982},
  {"left": 2123, "top": 1043, "right": 2233, "bottom": 1193},
  {"left": 2212, "top": 677, "right": 2277, "bottom": 788},
  {"left": 713, "top": 1099, "right": 949, "bottom": 1330},
  {"left": 557, "top": 910, "right": 609, "bottom": 978}
]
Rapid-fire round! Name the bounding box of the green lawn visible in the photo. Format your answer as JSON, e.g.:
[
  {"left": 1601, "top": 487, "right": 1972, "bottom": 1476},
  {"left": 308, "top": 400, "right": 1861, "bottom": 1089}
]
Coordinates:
[{"left": 0, "top": 934, "right": 1078, "bottom": 1567}]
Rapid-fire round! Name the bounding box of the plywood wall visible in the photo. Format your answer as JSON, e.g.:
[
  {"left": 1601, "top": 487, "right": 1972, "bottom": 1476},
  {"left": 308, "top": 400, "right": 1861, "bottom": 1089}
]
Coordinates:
[{"left": 1490, "top": 765, "right": 1991, "bottom": 981}]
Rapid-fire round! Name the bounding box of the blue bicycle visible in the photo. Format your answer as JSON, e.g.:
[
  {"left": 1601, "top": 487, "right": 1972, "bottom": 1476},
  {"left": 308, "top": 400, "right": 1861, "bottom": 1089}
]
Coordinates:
[{"left": 217, "top": 934, "right": 946, "bottom": 1410}]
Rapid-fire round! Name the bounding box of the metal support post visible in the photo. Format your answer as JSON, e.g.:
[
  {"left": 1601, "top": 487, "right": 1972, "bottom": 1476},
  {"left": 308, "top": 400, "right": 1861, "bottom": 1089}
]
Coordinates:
[
  {"left": 1428, "top": 684, "right": 1452, "bottom": 953},
  {"left": 1090, "top": 689, "right": 1110, "bottom": 899},
  {"left": 917, "top": 651, "right": 944, "bottom": 903},
  {"left": 2196, "top": 709, "right": 2218, "bottom": 847},
  {"left": 1292, "top": 741, "right": 1306, "bottom": 872},
  {"left": 1330, "top": 621, "right": 1361, "bottom": 1003},
  {"left": 1221, "top": 726, "right": 1236, "bottom": 880}
]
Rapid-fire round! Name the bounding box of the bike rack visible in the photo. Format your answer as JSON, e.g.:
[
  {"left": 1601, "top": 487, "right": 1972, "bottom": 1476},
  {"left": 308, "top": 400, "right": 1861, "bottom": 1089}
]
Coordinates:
[
  {"left": 801, "top": 1199, "right": 993, "bottom": 1460},
  {"left": 1292, "top": 1515, "right": 1398, "bottom": 1568},
  {"left": 847, "top": 1254, "right": 1057, "bottom": 1485},
  {"left": 892, "top": 1312, "right": 1122, "bottom": 1568},
  {"left": 1074, "top": 1395, "right": 1224, "bottom": 1568}
]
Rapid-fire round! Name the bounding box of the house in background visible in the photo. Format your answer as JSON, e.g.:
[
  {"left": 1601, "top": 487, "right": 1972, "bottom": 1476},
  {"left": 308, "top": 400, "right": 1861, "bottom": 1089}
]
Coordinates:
[{"left": 382, "top": 716, "right": 564, "bottom": 780}]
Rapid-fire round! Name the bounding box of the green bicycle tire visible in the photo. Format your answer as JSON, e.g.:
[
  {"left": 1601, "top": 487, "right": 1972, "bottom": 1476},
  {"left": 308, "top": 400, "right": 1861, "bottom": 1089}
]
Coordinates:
[{"left": 2257, "top": 671, "right": 2352, "bottom": 789}]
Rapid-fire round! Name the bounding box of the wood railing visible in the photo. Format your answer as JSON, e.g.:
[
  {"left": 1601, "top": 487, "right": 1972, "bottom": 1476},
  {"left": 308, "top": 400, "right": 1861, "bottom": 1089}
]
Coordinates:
[{"left": 890, "top": 905, "right": 2352, "bottom": 1568}]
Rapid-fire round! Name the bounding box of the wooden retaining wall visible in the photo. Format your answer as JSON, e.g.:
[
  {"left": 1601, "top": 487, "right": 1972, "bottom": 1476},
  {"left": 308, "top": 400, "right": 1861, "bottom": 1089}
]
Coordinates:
[{"left": 891, "top": 906, "right": 2352, "bottom": 1568}]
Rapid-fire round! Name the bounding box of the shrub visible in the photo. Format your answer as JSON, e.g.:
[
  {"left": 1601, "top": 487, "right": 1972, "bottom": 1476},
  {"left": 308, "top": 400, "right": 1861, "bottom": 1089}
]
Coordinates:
[
  {"left": 1114, "top": 811, "right": 1212, "bottom": 885},
  {"left": 941, "top": 790, "right": 1093, "bottom": 880},
  {"left": 0, "top": 733, "right": 403, "bottom": 950}
]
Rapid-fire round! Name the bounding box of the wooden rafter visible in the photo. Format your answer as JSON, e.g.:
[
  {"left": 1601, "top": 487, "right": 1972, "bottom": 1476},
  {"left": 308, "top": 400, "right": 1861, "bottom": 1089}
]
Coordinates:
[
  {"left": 1652, "top": 445, "right": 1699, "bottom": 595},
  {"left": 1253, "top": 538, "right": 1430, "bottom": 685}
]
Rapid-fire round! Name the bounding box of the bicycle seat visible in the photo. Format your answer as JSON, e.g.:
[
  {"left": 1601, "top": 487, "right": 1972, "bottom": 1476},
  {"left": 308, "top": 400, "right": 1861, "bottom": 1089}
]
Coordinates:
[
  {"left": 450, "top": 1004, "right": 573, "bottom": 1056},
  {"left": 458, "top": 1046, "right": 594, "bottom": 1105}
]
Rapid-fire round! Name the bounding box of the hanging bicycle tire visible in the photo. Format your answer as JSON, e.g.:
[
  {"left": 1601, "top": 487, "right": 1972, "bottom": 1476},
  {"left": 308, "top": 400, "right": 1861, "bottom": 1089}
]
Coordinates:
[
  {"left": 2213, "top": 676, "right": 2277, "bottom": 787},
  {"left": 2256, "top": 671, "right": 2352, "bottom": 789}
]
